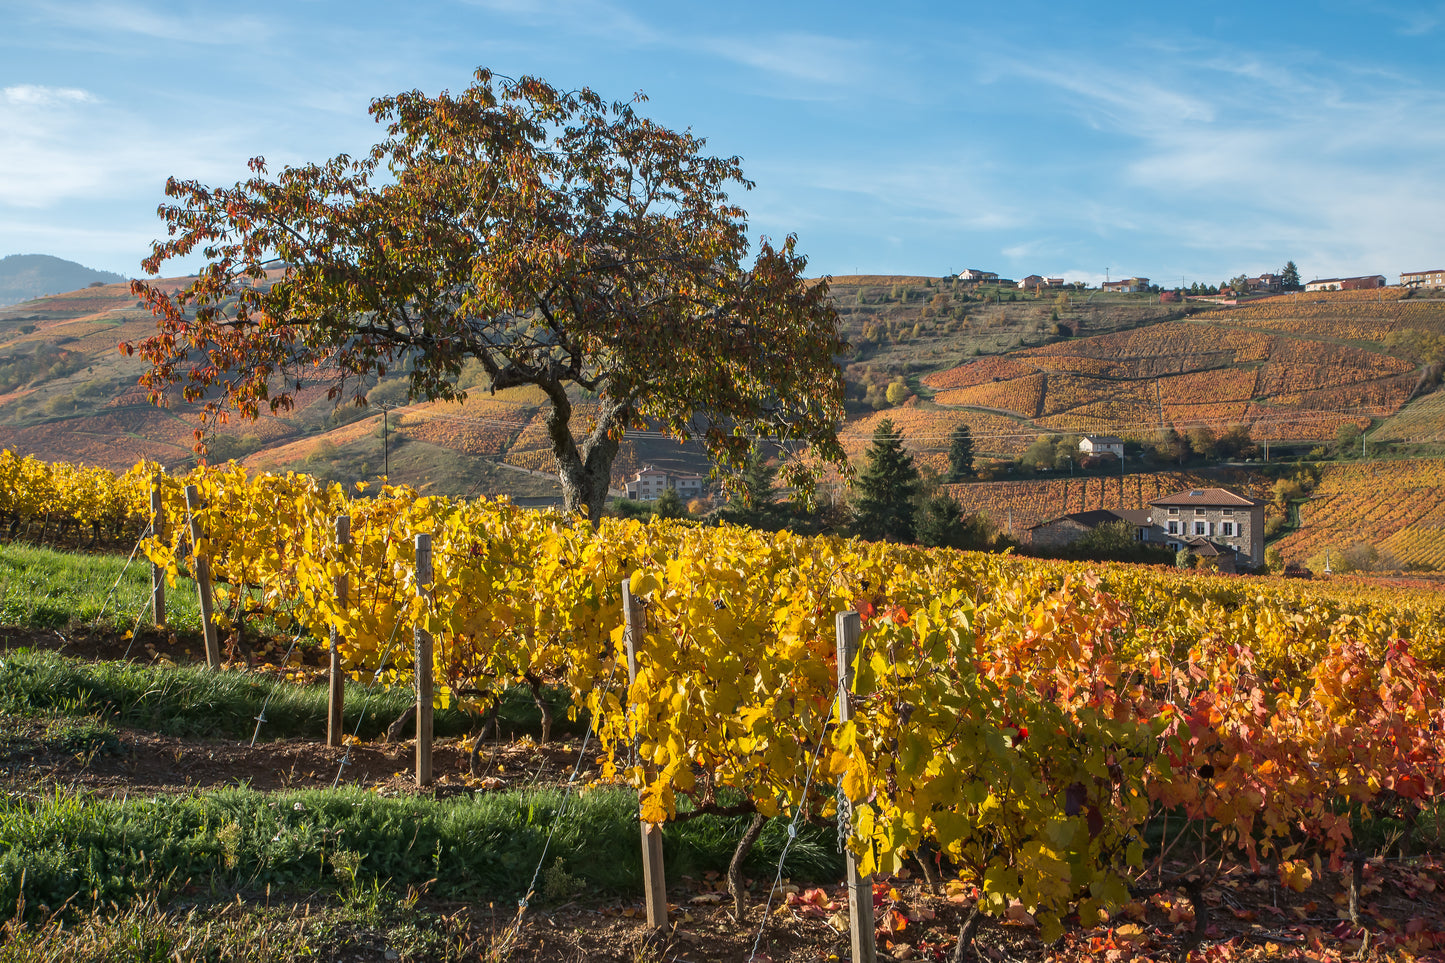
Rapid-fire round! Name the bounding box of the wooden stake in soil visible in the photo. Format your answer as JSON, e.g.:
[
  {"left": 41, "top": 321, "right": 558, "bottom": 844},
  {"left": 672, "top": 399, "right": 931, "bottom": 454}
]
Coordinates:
[
  {"left": 836, "top": 610, "right": 877, "bottom": 963},
  {"left": 414, "top": 533, "right": 434, "bottom": 787},
  {"left": 150, "top": 476, "right": 166, "bottom": 629},
  {"left": 622, "top": 578, "right": 668, "bottom": 930},
  {"left": 183, "top": 485, "right": 221, "bottom": 669},
  {"left": 327, "top": 514, "right": 350, "bottom": 748}
]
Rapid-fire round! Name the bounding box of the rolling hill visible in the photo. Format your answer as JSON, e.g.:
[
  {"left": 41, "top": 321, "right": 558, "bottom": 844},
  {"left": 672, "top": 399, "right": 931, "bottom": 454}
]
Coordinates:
[
  {"left": 2, "top": 272, "right": 1445, "bottom": 570},
  {"left": 0, "top": 254, "right": 127, "bottom": 307}
]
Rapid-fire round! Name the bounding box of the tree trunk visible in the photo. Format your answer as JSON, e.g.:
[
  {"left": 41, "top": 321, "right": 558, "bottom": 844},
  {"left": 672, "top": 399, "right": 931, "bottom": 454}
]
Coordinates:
[
  {"left": 525, "top": 672, "right": 553, "bottom": 745},
  {"left": 539, "top": 379, "right": 629, "bottom": 522},
  {"left": 728, "top": 811, "right": 767, "bottom": 919}
]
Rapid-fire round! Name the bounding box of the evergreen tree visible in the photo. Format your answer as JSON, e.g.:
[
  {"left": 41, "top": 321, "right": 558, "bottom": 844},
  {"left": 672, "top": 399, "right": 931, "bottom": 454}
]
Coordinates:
[
  {"left": 653, "top": 487, "right": 685, "bottom": 519},
  {"left": 853, "top": 419, "right": 920, "bottom": 542},
  {"left": 916, "top": 493, "right": 995, "bottom": 550},
  {"left": 1281, "top": 260, "right": 1301, "bottom": 291},
  {"left": 742, "top": 449, "right": 777, "bottom": 510},
  {"left": 948, "top": 423, "right": 976, "bottom": 481}
]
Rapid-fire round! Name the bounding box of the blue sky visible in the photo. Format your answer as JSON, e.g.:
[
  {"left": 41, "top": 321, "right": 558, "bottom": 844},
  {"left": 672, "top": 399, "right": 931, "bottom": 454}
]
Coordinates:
[{"left": 3, "top": 0, "right": 1443, "bottom": 287}]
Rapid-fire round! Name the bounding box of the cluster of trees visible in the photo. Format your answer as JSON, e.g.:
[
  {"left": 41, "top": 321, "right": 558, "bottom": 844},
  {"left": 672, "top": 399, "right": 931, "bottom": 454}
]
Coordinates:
[
  {"left": 843, "top": 364, "right": 916, "bottom": 410},
  {"left": 1220, "top": 261, "right": 1303, "bottom": 296},
  {"left": 849, "top": 420, "right": 1008, "bottom": 550},
  {"left": 1144, "top": 424, "right": 1258, "bottom": 465},
  {"left": 695, "top": 422, "right": 1005, "bottom": 552}
]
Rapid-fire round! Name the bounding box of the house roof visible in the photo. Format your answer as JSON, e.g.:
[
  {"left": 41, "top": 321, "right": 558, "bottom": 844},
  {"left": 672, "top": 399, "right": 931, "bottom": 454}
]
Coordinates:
[
  {"left": 1081, "top": 434, "right": 1124, "bottom": 445},
  {"left": 1027, "top": 509, "right": 1129, "bottom": 531},
  {"left": 1402, "top": 269, "right": 1445, "bottom": 275},
  {"left": 1113, "top": 508, "right": 1154, "bottom": 526},
  {"left": 1182, "top": 536, "right": 1238, "bottom": 557},
  {"left": 1149, "top": 487, "right": 1265, "bottom": 508}
]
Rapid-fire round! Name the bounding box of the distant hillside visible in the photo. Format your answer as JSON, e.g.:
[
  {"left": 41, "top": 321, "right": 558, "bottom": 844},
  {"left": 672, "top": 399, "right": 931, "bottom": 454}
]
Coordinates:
[
  {"left": 3, "top": 275, "right": 1445, "bottom": 533},
  {"left": 0, "top": 255, "right": 127, "bottom": 307},
  {"left": 842, "top": 286, "right": 1445, "bottom": 468}
]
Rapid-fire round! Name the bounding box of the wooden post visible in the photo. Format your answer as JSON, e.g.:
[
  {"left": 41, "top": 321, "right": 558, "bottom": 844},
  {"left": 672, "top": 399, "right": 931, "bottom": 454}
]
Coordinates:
[
  {"left": 327, "top": 515, "right": 350, "bottom": 748},
  {"left": 414, "top": 533, "right": 434, "bottom": 787},
  {"left": 184, "top": 485, "right": 221, "bottom": 669},
  {"left": 836, "top": 610, "right": 876, "bottom": 963},
  {"left": 622, "top": 578, "right": 668, "bottom": 929},
  {"left": 149, "top": 476, "right": 166, "bottom": 629}
]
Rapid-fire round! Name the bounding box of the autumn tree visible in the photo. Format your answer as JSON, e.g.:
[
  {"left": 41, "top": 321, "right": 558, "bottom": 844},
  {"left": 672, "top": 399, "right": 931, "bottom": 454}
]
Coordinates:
[{"left": 125, "top": 69, "right": 846, "bottom": 520}]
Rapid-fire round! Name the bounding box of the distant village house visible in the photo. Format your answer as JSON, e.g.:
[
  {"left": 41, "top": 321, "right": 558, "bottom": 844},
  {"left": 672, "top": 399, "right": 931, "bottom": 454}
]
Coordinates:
[
  {"left": 1401, "top": 269, "right": 1445, "bottom": 288},
  {"left": 1148, "top": 488, "right": 1266, "bottom": 569},
  {"left": 623, "top": 466, "right": 707, "bottom": 502},
  {"left": 958, "top": 269, "right": 999, "bottom": 283},
  {"left": 1101, "top": 277, "right": 1150, "bottom": 293},
  {"left": 1078, "top": 435, "right": 1124, "bottom": 458},
  {"left": 1017, "top": 275, "right": 1066, "bottom": 290},
  {"left": 1304, "top": 275, "right": 1386, "bottom": 292}
]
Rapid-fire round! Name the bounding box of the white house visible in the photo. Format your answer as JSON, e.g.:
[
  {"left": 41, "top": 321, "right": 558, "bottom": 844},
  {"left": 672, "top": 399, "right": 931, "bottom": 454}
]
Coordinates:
[
  {"left": 1078, "top": 435, "right": 1125, "bottom": 458},
  {"left": 623, "top": 467, "right": 709, "bottom": 502}
]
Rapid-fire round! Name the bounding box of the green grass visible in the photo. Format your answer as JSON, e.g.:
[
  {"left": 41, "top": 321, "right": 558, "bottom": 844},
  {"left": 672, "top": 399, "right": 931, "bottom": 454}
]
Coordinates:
[
  {"left": 0, "top": 895, "right": 484, "bottom": 963},
  {"left": 0, "top": 541, "right": 203, "bottom": 633},
  {"left": 0, "top": 785, "right": 843, "bottom": 923},
  {"left": 0, "top": 648, "right": 574, "bottom": 742}
]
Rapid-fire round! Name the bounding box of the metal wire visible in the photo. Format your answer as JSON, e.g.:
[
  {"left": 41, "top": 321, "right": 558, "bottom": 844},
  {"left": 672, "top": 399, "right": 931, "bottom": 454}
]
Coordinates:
[{"left": 747, "top": 692, "right": 841, "bottom": 963}]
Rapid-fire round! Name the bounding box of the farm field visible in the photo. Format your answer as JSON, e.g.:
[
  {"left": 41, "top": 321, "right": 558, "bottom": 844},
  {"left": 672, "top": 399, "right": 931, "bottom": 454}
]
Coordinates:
[
  {"left": 1270, "top": 459, "right": 1445, "bottom": 570},
  {"left": 939, "top": 469, "right": 1271, "bottom": 537},
  {"left": 1, "top": 455, "right": 1443, "bottom": 961}
]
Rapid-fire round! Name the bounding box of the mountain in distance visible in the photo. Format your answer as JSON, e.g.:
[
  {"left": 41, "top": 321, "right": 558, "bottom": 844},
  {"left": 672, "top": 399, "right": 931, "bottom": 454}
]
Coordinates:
[{"left": 0, "top": 254, "right": 128, "bottom": 307}]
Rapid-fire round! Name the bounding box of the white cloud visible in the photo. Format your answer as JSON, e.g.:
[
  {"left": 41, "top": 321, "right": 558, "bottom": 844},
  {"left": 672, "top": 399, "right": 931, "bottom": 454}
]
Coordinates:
[
  {"left": 2, "top": 84, "right": 97, "bottom": 106},
  {"left": 30, "top": 0, "right": 272, "bottom": 45},
  {"left": 980, "top": 41, "right": 1445, "bottom": 280},
  {"left": 0, "top": 79, "right": 247, "bottom": 208}
]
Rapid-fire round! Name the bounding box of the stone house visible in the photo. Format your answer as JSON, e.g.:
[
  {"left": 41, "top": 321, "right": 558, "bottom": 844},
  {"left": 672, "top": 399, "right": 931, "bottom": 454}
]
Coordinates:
[
  {"left": 1401, "top": 269, "right": 1445, "bottom": 288},
  {"left": 1304, "top": 275, "right": 1386, "bottom": 292},
  {"left": 1148, "top": 487, "right": 1266, "bottom": 568},
  {"left": 1028, "top": 508, "right": 1160, "bottom": 549}
]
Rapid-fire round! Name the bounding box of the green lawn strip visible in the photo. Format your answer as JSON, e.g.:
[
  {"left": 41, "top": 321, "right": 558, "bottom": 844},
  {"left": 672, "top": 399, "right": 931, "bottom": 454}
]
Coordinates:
[
  {"left": 0, "top": 541, "right": 204, "bottom": 634},
  {"left": 0, "top": 895, "right": 481, "bottom": 963},
  {"left": 0, "top": 649, "right": 579, "bottom": 741},
  {"left": 0, "top": 786, "right": 842, "bottom": 923}
]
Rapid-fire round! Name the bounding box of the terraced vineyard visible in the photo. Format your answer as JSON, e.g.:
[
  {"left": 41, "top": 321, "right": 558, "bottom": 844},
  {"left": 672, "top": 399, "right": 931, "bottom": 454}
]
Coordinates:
[
  {"left": 939, "top": 470, "right": 1269, "bottom": 536},
  {"left": 915, "top": 290, "right": 1444, "bottom": 454},
  {"left": 1270, "top": 459, "right": 1445, "bottom": 570}
]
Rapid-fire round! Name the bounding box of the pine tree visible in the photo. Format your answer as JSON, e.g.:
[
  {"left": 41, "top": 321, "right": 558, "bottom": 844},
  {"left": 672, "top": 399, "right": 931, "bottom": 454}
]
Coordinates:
[
  {"left": 948, "top": 423, "right": 975, "bottom": 481},
  {"left": 1281, "top": 260, "right": 1301, "bottom": 291},
  {"left": 853, "top": 419, "right": 920, "bottom": 542}
]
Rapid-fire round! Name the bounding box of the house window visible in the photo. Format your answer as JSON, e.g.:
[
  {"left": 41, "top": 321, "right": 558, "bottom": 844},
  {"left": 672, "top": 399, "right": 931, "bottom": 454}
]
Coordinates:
[
  {"left": 1168, "top": 541, "right": 1181, "bottom": 551},
  {"left": 1221, "top": 521, "right": 1235, "bottom": 537},
  {"left": 1194, "top": 521, "right": 1207, "bottom": 535},
  {"left": 1167, "top": 520, "right": 1179, "bottom": 534},
  {"left": 1195, "top": 508, "right": 1206, "bottom": 516},
  {"left": 1136, "top": 528, "right": 1147, "bottom": 541},
  {"left": 1221, "top": 508, "right": 1234, "bottom": 516},
  {"left": 1168, "top": 508, "right": 1179, "bottom": 516}
]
